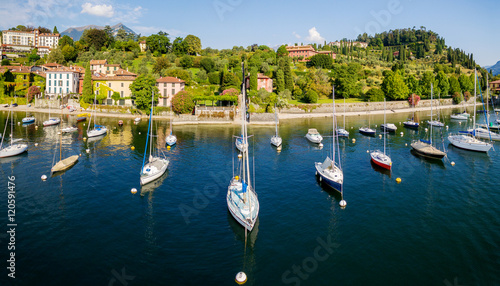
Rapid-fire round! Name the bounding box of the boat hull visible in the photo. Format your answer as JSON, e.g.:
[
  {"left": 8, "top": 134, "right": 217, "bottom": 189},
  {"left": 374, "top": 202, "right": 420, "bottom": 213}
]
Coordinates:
[
  {"left": 270, "top": 136, "right": 282, "bottom": 147},
  {"left": 226, "top": 179, "right": 259, "bottom": 232},
  {"left": 410, "top": 141, "right": 445, "bottom": 159},
  {"left": 305, "top": 133, "right": 323, "bottom": 143},
  {"left": 0, "top": 144, "right": 28, "bottom": 158},
  {"left": 87, "top": 127, "right": 107, "bottom": 138},
  {"left": 359, "top": 128, "right": 376, "bottom": 136},
  {"left": 336, "top": 129, "right": 349, "bottom": 137},
  {"left": 166, "top": 134, "right": 177, "bottom": 146},
  {"left": 315, "top": 162, "right": 343, "bottom": 194},
  {"left": 403, "top": 121, "right": 419, "bottom": 129},
  {"left": 381, "top": 124, "right": 397, "bottom": 132},
  {"left": 235, "top": 137, "right": 248, "bottom": 152},
  {"left": 22, "top": 117, "right": 35, "bottom": 123},
  {"left": 43, "top": 118, "right": 61, "bottom": 126},
  {"left": 448, "top": 135, "right": 492, "bottom": 152},
  {"left": 370, "top": 151, "right": 392, "bottom": 170},
  {"left": 51, "top": 155, "right": 79, "bottom": 173},
  {"left": 140, "top": 158, "right": 169, "bottom": 185}
]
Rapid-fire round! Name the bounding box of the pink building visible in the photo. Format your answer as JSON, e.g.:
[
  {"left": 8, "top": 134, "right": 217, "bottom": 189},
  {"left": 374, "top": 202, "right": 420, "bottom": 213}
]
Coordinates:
[
  {"left": 246, "top": 73, "right": 273, "bottom": 93},
  {"left": 156, "top": 77, "right": 186, "bottom": 107},
  {"left": 285, "top": 45, "right": 336, "bottom": 62}
]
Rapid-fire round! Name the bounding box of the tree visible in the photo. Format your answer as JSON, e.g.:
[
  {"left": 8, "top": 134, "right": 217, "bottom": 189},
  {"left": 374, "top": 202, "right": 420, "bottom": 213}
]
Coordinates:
[
  {"left": 249, "top": 68, "right": 258, "bottom": 91},
  {"left": 37, "top": 26, "right": 51, "bottom": 33},
  {"left": 283, "top": 58, "right": 294, "bottom": 92},
  {"left": 183, "top": 35, "right": 202, "bottom": 55},
  {"left": 152, "top": 57, "right": 171, "bottom": 74},
  {"left": 365, "top": 87, "right": 384, "bottom": 102},
  {"left": 27, "top": 49, "right": 41, "bottom": 64},
  {"left": 220, "top": 70, "right": 239, "bottom": 91},
  {"left": 458, "top": 74, "right": 473, "bottom": 94},
  {"left": 179, "top": 55, "right": 193, "bottom": 68},
  {"left": 200, "top": 57, "right": 215, "bottom": 73},
  {"left": 419, "top": 71, "right": 435, "bottom": 98},
  {"left": 406, "top": 74, "right": 421, "bottom": 95},
  {"left": 276, "top": 69, "right": 285, "bottom": 94},
  {"left": 172, "top": 90, "right": 195, "bottom": 114},
  {"left": 436, "top": 71, "right": 450, "bottom": 96},
  {"left": 58, "top": 35, "right": 74, "bottom": 47},
  {"left": 172, "top": 37, "right": 188, "bottom": 56},
  {"left": 196, "top": 69, "right": 207, "bottom": 82},
  {"left": 303, "top": 89, "right": 318, "bottom": 103},
  {"left": 61, "top": 45, "right": 77, "bottom": 62},
  {"left": 81, "top": 28, "right": 108, "bottom": 51},
  {"left": 53, "top": 26, "right": 59, "bottom": 34},
  {"left": 115, "top": 28, "right": 129, "bottom": 42},
  {"left": 47, "top": 48, "right": 65, "bottom": 64},
  {"left": 103, "top": 25, "right": 115, "bottom": 48},
  {"left": 146, "top": 31, "right": 171, "bottom": 54},
  {"left": 449, "top": 76, "right": 461, "bottom": 94},
  {"left": 382, "top": 70, "right": 409, "bottom": 100},
  {"left": 129, "top": 74, "right": 160, "bottom": 111},
  {"left": 82, "top": 65, "right": 93, "bottom": 103},
  {"left": 164, "top": 68, "right": 191, "bottom": 83},
  {"left": 333, "top": 63, "right": 363, "bottom": 98},
  {"left": 276, "top": 45, "right": 289, "bottom": 58},
  {"left": 308, "top": 54, "right": 333, "bottom": 69},
  {"left": 111, "top": 92, "right": 121, "bottom": 105}
]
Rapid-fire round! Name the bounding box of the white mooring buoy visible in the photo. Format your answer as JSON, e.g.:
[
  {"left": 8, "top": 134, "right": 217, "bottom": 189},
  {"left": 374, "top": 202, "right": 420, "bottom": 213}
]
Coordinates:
[
  {"left": 339, "top": 200, "right": 347, "bottom": 207},
  {"left": 41, "top": 175, "right": 47, "bottom": 181},
  {"left": 131, "top": 188, "right": 137, "bottom": 194},
  {"left": 235, "top": 272, "right": 247, "bottom": 285},
  {"left": 451, "top": 161, "right": 455, "bottom": 166},
  {"left": 86, "top": 149, "right": 90, "bottom": 153}
]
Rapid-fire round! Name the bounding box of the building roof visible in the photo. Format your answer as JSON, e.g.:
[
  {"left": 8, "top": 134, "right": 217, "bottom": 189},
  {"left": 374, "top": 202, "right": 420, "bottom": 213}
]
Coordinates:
[
  {"left": 42, "top": 63, "right": 64, "bottom": 69},
  {"left": 91, "top": 69, "right": 137, "bottom": 81},
  {"left": 286, "top": 45, "right": 315, "bottom": 51},
  {"left": 257, "top": 73, "right": 271, "bottom": 79},
  {"left": 90, "top": 60, "right": 107, "bottom": 65},
  {"left": 0, "top": 65, "right": 32, "bottom": 73},
  {"left": 490, "top": 80, "right": 500, "bottom": 84},
  {"left": 113, "top": 69, "right": 136, "bottom": 76},
  {"left": 105, "top": 64, "right": 121, "bottom": 67},
  {"left": 156, "top": 76, "right": 185, "bottom": 83}
]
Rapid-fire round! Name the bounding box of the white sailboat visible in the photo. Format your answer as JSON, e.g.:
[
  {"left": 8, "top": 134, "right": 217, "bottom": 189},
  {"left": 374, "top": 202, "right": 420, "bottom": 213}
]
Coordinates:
[
  {"left": 165, "top": 116, "right": 177, "bottom": 146},
  {"left": 22, "top": 97, "right": 35, "bottom": 123},
  {"left": 428, "top": 93, "right": 444, "bottom": 127},
  {"left": 315, "top": 86, "right": 345, "bottom": 198},
  {"left": 0, "top": 104, "right": 28, "bottom": 158},
  {"left": 87, "top": 92, "right": 107, "bottom": 138},
  {"left": 336, "top": 97, "right": 349, "bottom": 137},
  {"left": 51, "top": 114, "right": 78, "bottom": 174},
  {"left": 270, "top": 104, "right": 282, "bottom": 147},
  {"left": 359, "top": 102, "right": 376, "bottom": 136},
  {"left": 371, "top": 98, "right": 392, "bottom": 169},
  {"left": 43, "top": 100, "right": 60, "bottom": 126},
  {"left": 227, "top": 63, "right": 259, "bottom": 231},
  {"left": 411, "top": 84, "right": 446, "bottom": 159},
  {"left": 403, "top": 94, "right": 420, "bottom": 129},
  {"left": 140, "top": 91, "right": 169, "bottom": 186}
]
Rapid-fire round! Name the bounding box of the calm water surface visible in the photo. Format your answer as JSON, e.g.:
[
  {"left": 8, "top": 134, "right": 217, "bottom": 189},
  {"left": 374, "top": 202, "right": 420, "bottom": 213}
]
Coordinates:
[{"left": 0, "top": 107, "right": 499, "bottom": 286}]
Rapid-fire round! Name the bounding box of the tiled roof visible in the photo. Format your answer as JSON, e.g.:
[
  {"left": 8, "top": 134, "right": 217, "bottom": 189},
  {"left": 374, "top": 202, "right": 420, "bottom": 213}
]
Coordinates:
[
  {"left": 490, "top": 80, "right": 500, "bottom": 84},
  {"left": 0, "top": 65, "right": 32, "bottom": 73},
  {"left": 105, "top": 64, "right": 121, "bottom": 67},
  {"left": 90, "top": 60, "right": 107, "bottom": 65},
  {"left": 114, "top": 69, "right": 136, "bottom": 76},
  {"left": 156, "top": 76, "right": 185, "bottom": 83}
]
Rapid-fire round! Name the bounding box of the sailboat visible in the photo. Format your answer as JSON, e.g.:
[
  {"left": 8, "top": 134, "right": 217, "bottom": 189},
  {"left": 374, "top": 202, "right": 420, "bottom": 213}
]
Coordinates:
[
  {"left": 403, "top": 94, "right": 419, "bottom": 129},
  {"left": 411, "top": 83, "right": 446, "bottom": 159},
  {"left": 270, "top": 104, "right": 282, "bottom": 147},
  {"left": 464, "top": 70, "right": 500, "bottom": 141},
  {"left": 315, "top": 86, "right": 344, "bottom": 194},
  {"left": 140, "top": 91, "right": 169, "bottom": 186},
  {"left": 427, "top": 93, "right": 444, "bottom": 127},
  {"left": 227, "top": 63, "right": 259, "bottom": 231},
  {"left": 336, "top": 97, "right": 349, "bottom": 137},
  {"left": 0, "top": 104, "right": 28, "bottom": 158},
  {"left": 51, "top": 113, "right": 78, "bottom": 174},
  {"left": 235, "top": 108, "right": 249, "bottom": 152},
  {"left": 22, "top": 97, "right": 35, "bottom": 123},
  {"left": 165, "top": 116, "right": 177, "bottom": 146},
  {"left": 371, "top": 98, "right": 392, "bottom": 169},
  {"left": 87, "top": 92, "right": 107, "bottom": 138},
  {"left": 477, "top": 74, "right": 500, "bottom": 130},
  {"left": 43, "top": 100, "right": 61, "bottom": 126},
  {"left": 359, "top": 102, "right": 376, "bottom": 136}
]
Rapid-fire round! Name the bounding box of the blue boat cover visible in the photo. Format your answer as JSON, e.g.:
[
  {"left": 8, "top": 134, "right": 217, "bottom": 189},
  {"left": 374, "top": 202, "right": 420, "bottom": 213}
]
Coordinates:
[
  {"left": 420, "top": 139, "right": 431, "bottom": 144},
  {"left": 242, "top": 182, "right": 248, "bottom": 193},
  {"left": 95, "top": 124, "right": 104, "bottom": 128}
]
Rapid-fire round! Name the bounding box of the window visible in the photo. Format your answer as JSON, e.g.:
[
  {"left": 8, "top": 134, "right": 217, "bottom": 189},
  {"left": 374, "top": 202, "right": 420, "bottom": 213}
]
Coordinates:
[
  {"left": 96, "top": 83, "right": 99, "bottom": 87},
  {"left": 48, "top": 87, "right": 51, "bottom": 93},
  {"left": 67, "top": 88, "right": 69, "bottom": 93},
  {"left": 66, "top": 74, "right": 69, "bottom": 79},
  {"left": 108, "top": 83, "right": 111, "bottom": 87},
  {"left": 121, "top": 83, "right": 124, "bottom": 88},
  {"left": 164, "top": 89, "right": 167, "bottom": 96},
  {"left": 48, "top": 74, "right": 51, "bottom": 79},
  {"left": 66, "top": 81, "right": 69, "bottom": 86},
  {"left": 121, "top": 91, "right": 123, "bottom": 97},
  {"left": 59, "top": 87, "right": 62, "bottom": 93},
  {"left": 108, "top": 90, "right": 111, "bottom": 98},
  {"left": 164, "top": 83, "right": 167, "bottom": 87},
  {"left": 172, "top": 83, "right": 175, "bottom": 88},
  {"left": 172, "top": 89, "right": 175, "bottom": 95},
  {"left": 48, "top": 80, "right": 51, "bottom": 86},
  {"left": 59, "top": 74, "right": 62, "bottom": 79}
]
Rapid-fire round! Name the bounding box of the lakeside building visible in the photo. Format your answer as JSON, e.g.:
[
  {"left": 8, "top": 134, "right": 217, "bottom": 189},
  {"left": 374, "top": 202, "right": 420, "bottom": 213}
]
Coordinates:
[
  {"left": 156, "top": 77, "right": 186, "bottom": 107},
  {"left": 1, "top": 29, "right": 60, "bottom": 55},
  {"left": 92, "top": 68, "right": 138, "bottom": 106},
  {"left": 45, "top": 66, "right": 84, "bottom": 98},
  {"left": 285, "top": 45, "right": 336, "bottom": 62},
  {"left": 0, "top": 65, "right": 47, "bottom": 97},
  {"left": 489, "top": 80, "right": 500, "bottom": 94}
]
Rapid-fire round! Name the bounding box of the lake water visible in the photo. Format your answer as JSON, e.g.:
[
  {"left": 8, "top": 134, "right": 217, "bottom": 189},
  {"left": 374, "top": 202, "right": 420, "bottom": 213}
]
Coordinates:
[{"left": 0, "top": 107, "right": 499, "bottom": 286}]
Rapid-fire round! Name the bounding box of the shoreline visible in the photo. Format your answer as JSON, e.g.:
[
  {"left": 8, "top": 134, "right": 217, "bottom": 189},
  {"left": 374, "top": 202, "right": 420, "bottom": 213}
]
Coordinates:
[{"left": 0, "top": 102, "right": 476, "bottom": 126}]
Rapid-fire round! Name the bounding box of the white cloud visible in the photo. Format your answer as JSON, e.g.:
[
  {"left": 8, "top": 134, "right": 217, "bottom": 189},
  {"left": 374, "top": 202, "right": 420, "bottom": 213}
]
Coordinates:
[
  {"left": 292, "top": 31, "right": 301, "bottom": 39},
  {"left": 305, "top": 27, "right": 325, "bottom": 43},
  {"left": 81, "top": 3, "right": 114, "bottom": 17},
  {"left": 112, "top": 5, "right": 144, "bottom": 23}
]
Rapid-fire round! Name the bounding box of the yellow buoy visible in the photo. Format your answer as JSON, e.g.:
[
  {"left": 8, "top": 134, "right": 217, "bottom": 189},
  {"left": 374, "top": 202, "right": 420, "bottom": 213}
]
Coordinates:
[
  {"left": 237, "top": 153, "right": 242, "bottom": 159},
  {"left": 451, "top": 161, "right": 455, "bottom": 166},
  {"left": 35, "top": 125, "right": 38, "bottom": 129},
  {"left": 366, "top": 150, "right": 369, "bottom": 153},
  {"left": 396, "top": 177, "right": 402, "bottom": 183},
  {"left": 167, "top": 146, "right": 171, "bottom": 150},
  {"left": 131, "top": 146, "right": 135, "bottom": 150},
  {"left": 235, "top": 176, "right": 239, "bottom": 180},
  {"left": 131, "top": 188, "right": 137, "bottom": 194},
  {"left": 379, "top": 134, "right": 382, "bottom": 139},
  {"left": 352, "top": 138, "right": 356, "bottom": 143},
  {"left": 83, "top": 137, "right": 87, "bottom": 141},
  {"left": 405, "top": 143, "right": 408, "bottom": 146}
]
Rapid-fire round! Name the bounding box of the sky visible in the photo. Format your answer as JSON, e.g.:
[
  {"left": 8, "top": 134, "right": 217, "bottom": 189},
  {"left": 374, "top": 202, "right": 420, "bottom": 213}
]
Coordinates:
[{"left": 0, "top": 0, "right": 498, "bottom": 66}]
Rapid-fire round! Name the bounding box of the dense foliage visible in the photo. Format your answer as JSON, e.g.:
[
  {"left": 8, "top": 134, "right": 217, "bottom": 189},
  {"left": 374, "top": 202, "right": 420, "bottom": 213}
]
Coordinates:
[{"left": 172, "top": 90, "right": 195, "bottom": 114}]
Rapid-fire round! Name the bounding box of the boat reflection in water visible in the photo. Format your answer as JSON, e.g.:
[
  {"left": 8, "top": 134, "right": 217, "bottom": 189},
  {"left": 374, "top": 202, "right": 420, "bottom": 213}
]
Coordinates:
[
  {"left": 370, "top": 160, "right": 392, "bottom": 177},
  {"left": 410, "top": 149, "right": 446, "bottom": 168},
  {"left": 140, "top": 171, "right": 168, "bottom": 196}
]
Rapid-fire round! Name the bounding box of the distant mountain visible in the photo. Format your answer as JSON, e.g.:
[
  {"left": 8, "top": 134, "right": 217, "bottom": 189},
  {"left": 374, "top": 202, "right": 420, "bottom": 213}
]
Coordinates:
[
  {"left": 61, "top": 23, "right": 136, "bottom": 41},
  {"left": 484, "top": 61, "right": 500, "bottom": 76}
]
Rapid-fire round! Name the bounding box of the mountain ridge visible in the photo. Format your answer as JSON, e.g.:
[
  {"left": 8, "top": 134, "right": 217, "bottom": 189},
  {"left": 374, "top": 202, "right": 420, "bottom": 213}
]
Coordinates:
[
  {"left": 484, "top": 61, "right": 500, "bottom": 76},
  {"left": 61, "top": 23, "right": 136, "bottom": 41}
]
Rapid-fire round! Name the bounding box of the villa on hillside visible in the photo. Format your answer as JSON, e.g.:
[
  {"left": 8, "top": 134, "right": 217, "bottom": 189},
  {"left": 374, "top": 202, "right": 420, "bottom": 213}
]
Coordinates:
[
  {"left": 245, "top": 73, "right": 273, "bottom": 93},
  {"left": 156, "top": 77, "right": 186, "bottom": 107},
  {"left": 285, "top": 45, "right": 336, "bottom": 62},
  {"left": 92, "top": 68, "right": 138, "bottom": 106},
  {"left": 489, "top": 80, "right": 500, "bottom": 94},
  {"left": 1, "top": 29, "right": 60, "bottom": 55}
]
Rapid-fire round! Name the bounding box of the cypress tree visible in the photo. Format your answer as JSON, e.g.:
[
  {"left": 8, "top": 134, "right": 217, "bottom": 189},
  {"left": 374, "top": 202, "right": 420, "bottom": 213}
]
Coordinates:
[
  {"left": 82, "top": 65, "right": 92, "bottom": 103},
  {"left": 276, "top": 69, "right": 284, "bottom": 94},
  {"left": 249, "top": 68, "right": 258, "bottom": 91},
  {"left": 284, "top": 58, "right": 293, "bottom": 92}
]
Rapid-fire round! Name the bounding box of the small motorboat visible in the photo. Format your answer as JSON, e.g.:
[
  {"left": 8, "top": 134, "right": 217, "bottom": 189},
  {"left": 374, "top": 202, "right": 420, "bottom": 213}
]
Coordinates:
[
  {"left": 43, "top": 117, "right": 61, "bottom": 126},
  {"left": 359, "top": 127, "right": 376, "bottom": 136},
  {"left": 22, "top": 116, "right": 35, "bottom": 123},
  {"left": 380, "top": 123, "right": 397, "bottom": 132},
  {"left": 77, "top": 117, "right": 87, "bottom": 122},
  {"left": 305, "top": 128, "right": 323, "bottom": 143},
  {"left": 118, "top": 120, "right": 123, "bottom": 126},
  {"left": 134, "top": 117, "right": 141, "bottom": 123},
  {"left": 450, "top": 114, "right": 468, "bottom": 120}
]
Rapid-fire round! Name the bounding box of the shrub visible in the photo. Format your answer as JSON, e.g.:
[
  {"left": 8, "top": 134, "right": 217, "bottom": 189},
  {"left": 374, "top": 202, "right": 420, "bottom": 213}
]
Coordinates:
[
  {"left": 303, "top": 90, "right": 318, "bottom": 103},
  {"left": 451, "top": 92, "right": 463, "bottom": 104},
  {"left": 365, "top": 88, "right": 384, "bottom": 102},
  {"left": 464, "top": 91, "right": 471, "bottom": 102},
  {"left": 171, "top": 90, "right": 195, "bottom": 114},
  {"left": 408, "top": 94, "right": 421, "bottom": 106},
  {"left": 208, "top": 72, "right": 220, "bottom": 85},
  {"left": 221, "top": 88, "right": 239, "bottom": 97}
]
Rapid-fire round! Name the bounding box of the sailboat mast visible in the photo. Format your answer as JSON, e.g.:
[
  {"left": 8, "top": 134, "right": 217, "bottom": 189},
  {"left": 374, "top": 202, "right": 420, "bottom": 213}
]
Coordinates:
[
  {"left": 274, "top": 104, "right": 278, "bottom": 137},
  {"left": 343, "top": 97, "right": 346, "bottom": 129},
  {"left": 332, "top": 86, "right": 335, "bottom": 163},
  {"left": 383, "top": 98, "right": 386, "bottom": 155},
  {"left": 10, "top": 103, "right": 13, "bottom": 146},
  {"left": 149, "top": 91, "right": 154, "bottom": 159},
  {"left": 473, "top": 69, "right": 477, "bottom": 129},
  {"left": 430, "top": 83, "right": 434, "bottom": 145}
]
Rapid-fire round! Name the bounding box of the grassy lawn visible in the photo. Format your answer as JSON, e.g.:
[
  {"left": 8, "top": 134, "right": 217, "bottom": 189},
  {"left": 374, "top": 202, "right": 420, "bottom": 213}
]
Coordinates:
[{"left": 289, "top": 97, "right": 364, "bottom": 105}]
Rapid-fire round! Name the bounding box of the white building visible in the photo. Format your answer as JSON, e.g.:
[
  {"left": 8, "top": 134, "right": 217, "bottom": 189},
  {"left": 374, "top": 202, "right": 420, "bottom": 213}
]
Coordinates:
[
  {"left": 1, "top": 29, "right": 60, "bottom": 54},
  {"left": 45, "top": 67, "right": 80, "bottom": 97},
  {"left": 156, "top": 77, "right": 186, "bottom": 107}
]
